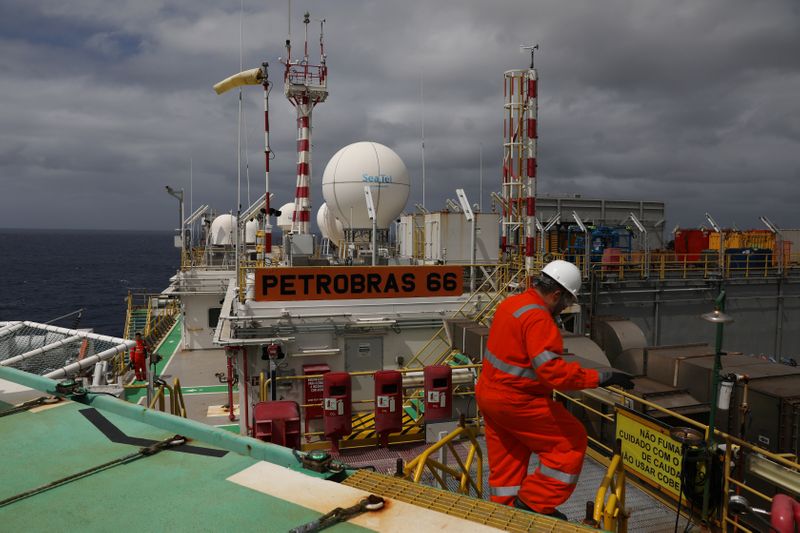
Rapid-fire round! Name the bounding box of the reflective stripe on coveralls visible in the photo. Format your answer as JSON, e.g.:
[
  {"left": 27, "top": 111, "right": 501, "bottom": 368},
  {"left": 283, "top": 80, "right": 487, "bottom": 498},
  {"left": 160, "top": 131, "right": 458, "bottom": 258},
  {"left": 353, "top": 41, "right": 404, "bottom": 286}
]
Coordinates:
[
  {"left": 538, "top": 464, "right": 579, "bottom": 485},
  {"left": 511, "top": 303, "right": 547, "bottom": 318},
  {"left": 490, "top": 485, "right": 520, "bottom": 497}
]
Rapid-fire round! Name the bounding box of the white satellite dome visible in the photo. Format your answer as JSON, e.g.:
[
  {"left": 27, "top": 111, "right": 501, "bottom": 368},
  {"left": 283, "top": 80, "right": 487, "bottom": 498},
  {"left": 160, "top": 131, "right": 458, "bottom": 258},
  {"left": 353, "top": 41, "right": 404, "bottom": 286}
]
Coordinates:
[
  {"left": 276, "top": 202, "right": 296, "bottom": 232},
  {"left": 322, "top": 142, "right": 410, "bottom": 229},
  {"left": 244, "top": 219, "right": 259, "bottom": 244},
  {"left": 316, "top": 202, "right": 345, "bottom": 243},
  {"left": 210, "top": 214, "right": 236, "bottom": 246}
]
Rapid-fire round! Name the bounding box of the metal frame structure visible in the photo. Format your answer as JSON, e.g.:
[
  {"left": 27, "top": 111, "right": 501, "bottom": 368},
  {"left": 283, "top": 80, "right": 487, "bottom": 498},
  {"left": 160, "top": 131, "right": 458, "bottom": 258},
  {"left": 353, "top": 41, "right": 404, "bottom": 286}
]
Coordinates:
[
  {"left": 502, "top": 46, "right": 539, "bottom": 275},
  {"left": 283, "top": 13, "right": 328, "bottom": 235},
  {"left": 0, "top": 321, "right": 134, "bottom": 379}
]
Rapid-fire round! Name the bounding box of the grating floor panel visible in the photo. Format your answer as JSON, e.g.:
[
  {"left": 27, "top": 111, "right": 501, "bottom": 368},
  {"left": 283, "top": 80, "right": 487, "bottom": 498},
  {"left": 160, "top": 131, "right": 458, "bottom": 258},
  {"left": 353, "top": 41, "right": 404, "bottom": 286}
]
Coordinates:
[
  {"left": 343, "top": 470, "right": 595, "bottom": 532},
  {"left": 336, "top": 435, "right": 681, "bottom": 532}
]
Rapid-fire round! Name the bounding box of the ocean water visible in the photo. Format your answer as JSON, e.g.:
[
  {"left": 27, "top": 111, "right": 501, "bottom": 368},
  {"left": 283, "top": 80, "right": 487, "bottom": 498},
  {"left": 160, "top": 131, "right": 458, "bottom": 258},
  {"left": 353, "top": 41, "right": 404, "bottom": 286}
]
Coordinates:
[{"left": 0, "top": 229, "right": 178, "bottom": 336}]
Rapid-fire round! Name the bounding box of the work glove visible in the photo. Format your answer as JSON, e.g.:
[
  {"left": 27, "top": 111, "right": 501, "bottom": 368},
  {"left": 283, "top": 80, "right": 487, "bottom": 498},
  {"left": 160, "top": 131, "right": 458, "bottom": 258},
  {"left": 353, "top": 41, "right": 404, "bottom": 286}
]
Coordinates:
[{"left": 600, "top": 371, "right": 635, "bottom": 390}]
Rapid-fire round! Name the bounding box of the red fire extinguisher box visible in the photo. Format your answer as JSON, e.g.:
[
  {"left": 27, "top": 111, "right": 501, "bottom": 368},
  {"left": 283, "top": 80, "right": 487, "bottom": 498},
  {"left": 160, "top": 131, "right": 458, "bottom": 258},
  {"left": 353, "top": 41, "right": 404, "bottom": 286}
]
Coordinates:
[
  {"left": 323, "top": 372, "right": 352, "bottom": 452},
  {"left": 374, "top": 370, "right": 403, "bottom": 447},
  {"left": 424, "top": 365, "right": 453, "bottom": 421}
]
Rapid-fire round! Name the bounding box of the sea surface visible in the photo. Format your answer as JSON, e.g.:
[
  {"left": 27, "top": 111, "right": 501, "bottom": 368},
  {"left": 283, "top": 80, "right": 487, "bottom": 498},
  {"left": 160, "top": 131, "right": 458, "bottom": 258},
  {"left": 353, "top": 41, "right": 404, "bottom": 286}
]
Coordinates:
[{"left": 0, "top": 229, "right": 178, "bottom": 337}]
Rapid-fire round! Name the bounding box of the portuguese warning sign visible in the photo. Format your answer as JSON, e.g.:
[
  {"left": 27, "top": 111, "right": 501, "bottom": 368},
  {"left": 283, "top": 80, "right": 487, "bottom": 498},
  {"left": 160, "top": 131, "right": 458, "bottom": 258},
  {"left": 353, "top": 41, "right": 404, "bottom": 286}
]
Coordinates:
[
  {"left": 615, "top": 406, "right": 683, "bottom": 498},
  {"left": 254, "top": 266, "right": 463, "bottom": 302}
]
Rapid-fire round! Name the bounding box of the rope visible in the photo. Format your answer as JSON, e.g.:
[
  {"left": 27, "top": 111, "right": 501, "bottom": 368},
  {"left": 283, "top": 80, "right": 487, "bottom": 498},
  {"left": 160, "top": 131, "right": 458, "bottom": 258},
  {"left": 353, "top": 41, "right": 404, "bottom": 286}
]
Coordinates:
[
  {"left": 0, "top": 435, "right": 187, "bottom": 507},
  {"left": 0, "top": 396, "right": 60, "bottom": 418}
]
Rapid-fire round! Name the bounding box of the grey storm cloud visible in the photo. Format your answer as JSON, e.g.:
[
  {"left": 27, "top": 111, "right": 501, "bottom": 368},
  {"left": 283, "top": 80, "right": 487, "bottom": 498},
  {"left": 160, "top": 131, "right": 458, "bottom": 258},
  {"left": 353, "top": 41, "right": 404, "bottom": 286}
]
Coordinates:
[{"left": 0, "top": 0, "right": 798, "bottom": 232}]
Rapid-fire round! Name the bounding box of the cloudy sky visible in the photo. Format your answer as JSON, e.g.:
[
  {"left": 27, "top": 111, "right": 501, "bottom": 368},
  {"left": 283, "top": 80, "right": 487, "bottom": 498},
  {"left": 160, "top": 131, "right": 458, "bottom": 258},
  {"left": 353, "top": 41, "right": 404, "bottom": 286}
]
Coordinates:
[{"left": 1, "top": 0, "right": 798, "bottom": 233}]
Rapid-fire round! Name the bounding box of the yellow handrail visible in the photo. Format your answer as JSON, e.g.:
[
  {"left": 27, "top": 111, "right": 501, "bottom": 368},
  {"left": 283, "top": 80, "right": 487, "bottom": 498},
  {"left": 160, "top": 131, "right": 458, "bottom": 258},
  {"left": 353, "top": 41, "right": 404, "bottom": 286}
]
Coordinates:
[
  {"left": 556, "top": 385, "right": 800, "bottom": 530},
  {"left": 593, "top": 441, "right": 628, "bottom": 532},
  {"left": 403, "top": 418, "right": 483, "bottom": 498}
]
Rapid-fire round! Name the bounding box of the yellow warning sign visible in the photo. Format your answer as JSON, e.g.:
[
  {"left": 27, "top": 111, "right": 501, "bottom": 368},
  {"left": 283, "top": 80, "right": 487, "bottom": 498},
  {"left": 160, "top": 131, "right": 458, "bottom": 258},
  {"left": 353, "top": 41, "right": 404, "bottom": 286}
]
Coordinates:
[{"left": 615, "top": 406, "right": 683, "bottom": 498}]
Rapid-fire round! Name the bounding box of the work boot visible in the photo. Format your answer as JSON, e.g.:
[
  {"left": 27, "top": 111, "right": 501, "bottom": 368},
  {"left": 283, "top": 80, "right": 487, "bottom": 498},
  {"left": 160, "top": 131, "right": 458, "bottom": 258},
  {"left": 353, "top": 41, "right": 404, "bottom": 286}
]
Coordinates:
[{"left": 513, "top": 498, "right": 568, "bottom": 521}]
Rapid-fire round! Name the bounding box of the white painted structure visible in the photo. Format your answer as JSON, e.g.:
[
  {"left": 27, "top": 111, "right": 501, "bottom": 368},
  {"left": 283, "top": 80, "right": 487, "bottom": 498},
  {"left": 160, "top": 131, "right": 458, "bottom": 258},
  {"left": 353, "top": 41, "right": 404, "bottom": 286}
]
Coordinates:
[{"left": 422, "top": 212, "right": 500, "bottom": 264}]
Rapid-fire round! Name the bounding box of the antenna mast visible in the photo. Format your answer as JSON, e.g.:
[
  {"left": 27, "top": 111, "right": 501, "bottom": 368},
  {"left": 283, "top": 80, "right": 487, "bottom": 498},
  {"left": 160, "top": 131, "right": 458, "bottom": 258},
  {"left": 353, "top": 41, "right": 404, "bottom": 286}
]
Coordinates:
[
  {"left": 502, "top": 44, "right": 539, "bottom": 276},
  {"left": 282, "top": 12, "right": 329, "bottom": 234}
]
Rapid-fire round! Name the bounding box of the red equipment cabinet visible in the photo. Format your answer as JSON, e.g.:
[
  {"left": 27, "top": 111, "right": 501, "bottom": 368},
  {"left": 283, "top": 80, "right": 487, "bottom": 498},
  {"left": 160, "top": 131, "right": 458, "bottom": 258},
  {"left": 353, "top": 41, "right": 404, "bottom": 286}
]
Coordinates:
[
  {"left": 374, "top": 370, "right": 403, "bottom": 447},
  {"left": 323, "top": 372, "right": 352, "bottom": 452},
  {"left": 424, "top": 365, "right": 453, "bottom": 421},
  {"left": 252, "top": 400, "right": 301, "bottom": 449}
]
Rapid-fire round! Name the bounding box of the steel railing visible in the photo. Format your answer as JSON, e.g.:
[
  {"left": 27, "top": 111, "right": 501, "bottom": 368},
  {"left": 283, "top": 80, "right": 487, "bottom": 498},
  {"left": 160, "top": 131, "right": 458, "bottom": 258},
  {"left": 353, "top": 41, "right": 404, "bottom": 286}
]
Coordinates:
[
  {"left": 555, "top": 386, "right": 800, "bottom": 532},
  {"left": 402, "top": 416, "right": 484, "bottom": 498},
  {"left": 146, "top": 377, "right": 188, "bottom": 418},
  {"left": 591, "top": 439, "right": 629, "bottom": 532}
]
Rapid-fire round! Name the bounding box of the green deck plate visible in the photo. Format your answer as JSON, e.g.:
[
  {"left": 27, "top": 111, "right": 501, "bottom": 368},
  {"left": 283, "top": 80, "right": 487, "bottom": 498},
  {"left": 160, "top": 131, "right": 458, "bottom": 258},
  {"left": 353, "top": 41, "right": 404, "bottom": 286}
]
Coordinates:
[
  {"left": 0, "top": 400, "right": 370, "bottom": 532},
  {"left": 179, "top": 385, "right": 239, "bottom": 395}
]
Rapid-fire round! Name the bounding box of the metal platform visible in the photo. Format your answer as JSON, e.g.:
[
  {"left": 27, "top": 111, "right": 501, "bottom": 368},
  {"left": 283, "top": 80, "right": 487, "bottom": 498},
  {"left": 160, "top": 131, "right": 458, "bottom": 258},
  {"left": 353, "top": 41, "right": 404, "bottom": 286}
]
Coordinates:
[{"left": 336, "top": 437, "right": 681, "bottom": 531}]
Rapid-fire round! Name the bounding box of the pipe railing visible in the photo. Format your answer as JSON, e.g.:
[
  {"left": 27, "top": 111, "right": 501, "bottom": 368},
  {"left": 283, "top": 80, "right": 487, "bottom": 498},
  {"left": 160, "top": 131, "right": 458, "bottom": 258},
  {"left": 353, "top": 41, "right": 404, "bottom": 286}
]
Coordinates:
[
  {"left": 555, "top": 385, "right": 800, "bottom": 531},
  {"left": 402, "top": 416, "right": 483, "bottom": 498},
  {"left": 591, "top": 440, "right": 628, "bottom": 532}
]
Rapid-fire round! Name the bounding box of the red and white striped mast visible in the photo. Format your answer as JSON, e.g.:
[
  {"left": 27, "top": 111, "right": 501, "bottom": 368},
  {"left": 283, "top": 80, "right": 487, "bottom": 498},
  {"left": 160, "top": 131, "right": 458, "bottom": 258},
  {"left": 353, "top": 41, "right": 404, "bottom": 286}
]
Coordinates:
[
  {"left": 283, "top": 13, "right": 328, "bottom": 235},
  {"left": 501, "top": 45, "right": 539, "bottom": 277},
  {"left": 522, "top": 44, "right": 539, "bottom": 275},
  {"left": 261, "top": 62, "right": 272, "bottom": 258}
]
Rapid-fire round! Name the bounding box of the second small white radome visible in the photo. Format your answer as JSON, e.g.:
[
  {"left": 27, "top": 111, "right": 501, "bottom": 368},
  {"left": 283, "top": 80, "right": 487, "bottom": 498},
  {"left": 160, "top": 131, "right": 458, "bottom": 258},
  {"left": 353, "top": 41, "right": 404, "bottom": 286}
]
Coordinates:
[
  {"left": 322, "top": 141, "right": 410, "bottom": 230},
  {"left": 316, "top": 202, "right": 345, "bottom": 243}
]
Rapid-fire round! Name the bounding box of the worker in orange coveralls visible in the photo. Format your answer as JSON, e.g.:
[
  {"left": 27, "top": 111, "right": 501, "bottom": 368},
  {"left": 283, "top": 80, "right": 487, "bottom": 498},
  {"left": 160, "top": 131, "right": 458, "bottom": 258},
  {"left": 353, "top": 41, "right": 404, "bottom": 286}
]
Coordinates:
[
  {"left": 476, "top": 260, "right": 634, "bottom": 520},
  {"left": 131, "top": 332, "right": 149, "bottom": 381}
]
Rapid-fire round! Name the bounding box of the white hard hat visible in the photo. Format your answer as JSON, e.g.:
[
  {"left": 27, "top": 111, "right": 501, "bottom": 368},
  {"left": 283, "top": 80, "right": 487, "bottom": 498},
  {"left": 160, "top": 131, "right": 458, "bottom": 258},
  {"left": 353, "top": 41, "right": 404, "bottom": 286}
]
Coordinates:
[{"left": 541, "top": 260, "right": 582, "bottom": 297}]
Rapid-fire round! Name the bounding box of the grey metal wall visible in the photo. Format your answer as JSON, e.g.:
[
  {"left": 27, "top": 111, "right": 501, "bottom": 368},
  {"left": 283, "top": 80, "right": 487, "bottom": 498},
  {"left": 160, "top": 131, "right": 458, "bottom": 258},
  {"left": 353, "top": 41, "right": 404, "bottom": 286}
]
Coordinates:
[
  {"left": 536, "top": 195, "right": 666, "bottom": 250},
  {"left": 589, "top": 277, "right": 800, "bottom": 361}
]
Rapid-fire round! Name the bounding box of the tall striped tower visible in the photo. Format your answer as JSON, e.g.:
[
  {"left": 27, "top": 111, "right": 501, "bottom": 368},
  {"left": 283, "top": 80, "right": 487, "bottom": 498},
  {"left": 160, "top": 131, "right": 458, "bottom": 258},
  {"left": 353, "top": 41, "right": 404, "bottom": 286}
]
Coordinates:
[
  {"left": 502, "top": 45, "right": 539, "bottom": 276},
  {"left": 283, "top": 13, "right": 328, "bottom": 234}
]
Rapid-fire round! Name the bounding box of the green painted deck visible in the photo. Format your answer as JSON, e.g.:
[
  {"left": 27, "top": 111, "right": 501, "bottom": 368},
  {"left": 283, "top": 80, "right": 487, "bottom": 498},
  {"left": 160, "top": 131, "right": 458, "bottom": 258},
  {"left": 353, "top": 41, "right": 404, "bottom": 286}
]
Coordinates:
[
  {"left": 0, "top": 397, "right": 369, "bottom": 532},
  {"left": 125, "top": 318, "right": 183, "bottom": 404}
]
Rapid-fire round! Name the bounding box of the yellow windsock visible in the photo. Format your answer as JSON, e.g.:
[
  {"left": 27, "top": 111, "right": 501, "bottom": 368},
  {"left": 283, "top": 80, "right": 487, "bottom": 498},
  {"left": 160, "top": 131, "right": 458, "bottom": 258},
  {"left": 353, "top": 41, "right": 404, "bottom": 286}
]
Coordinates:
[{"left": 213, "top": 67, "right": 263, "bottom": 95}]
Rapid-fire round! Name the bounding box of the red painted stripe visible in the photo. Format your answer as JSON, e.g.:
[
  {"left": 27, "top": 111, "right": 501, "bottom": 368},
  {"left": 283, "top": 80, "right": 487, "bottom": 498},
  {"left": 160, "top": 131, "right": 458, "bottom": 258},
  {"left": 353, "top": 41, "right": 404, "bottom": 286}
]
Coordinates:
[
  {"left": 527, "top": 197, "right": 535, "bottom": 217},
  {"left": 297, "top": 162, "right": 309, "bottom": 175},
  {"left": 526, "top": 237, "right": 535, "bottom": 256},
  {"left": 295, "top": 186, "right": 310, "bottom": 198},
  {"left": 527, "top": 118, "right": 537, "bottom": 139},
  {"left": 263, "top": 232, "right": 272, "bottom": 253},
  {"left": 265, "top": 195, "right": 270, "bottom": 212},
  {"left": 527, "top": 158, "right": 537, "bottom": 177},
  {"left": 528, "top": 79, "right": 537, "bottom": 99},
  {"left": 265, "top": 153, "right": 270, "bottom": 172},
  {"left": 264, "top": 110, "right": 269, "bottom": 130},
  {"left": 501, "top": 236, "right": 507, "bottom": 251},
  {"left": 297, "top": 139, "right": 310, "bottom": 151},
  {"left": 296, "top": 210, "right": 310, "bottom": 222},
  {"left": 298, "top": 116, "right": 310, "bottom": 128}
]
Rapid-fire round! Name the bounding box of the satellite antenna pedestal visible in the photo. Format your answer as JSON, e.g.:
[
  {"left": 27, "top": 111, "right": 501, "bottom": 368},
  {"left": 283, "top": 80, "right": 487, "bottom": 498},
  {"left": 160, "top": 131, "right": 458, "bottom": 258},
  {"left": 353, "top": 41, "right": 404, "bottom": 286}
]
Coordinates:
[
  {"left": 364, "top": 186, "right": 377, "bottom": 266},
  {"left": 456, "top": 188, "right": 476, "bottom": 292}
]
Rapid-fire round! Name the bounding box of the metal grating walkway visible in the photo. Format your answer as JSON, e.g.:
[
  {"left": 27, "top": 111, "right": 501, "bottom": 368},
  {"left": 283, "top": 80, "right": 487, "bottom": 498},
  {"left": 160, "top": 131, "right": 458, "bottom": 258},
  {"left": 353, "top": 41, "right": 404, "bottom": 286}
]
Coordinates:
[
  {"left": 343, "top": 470, "right": 596, "bottom": 532},
  {"left": 336, "top": 436, "right": 681, "bottom": 532}
]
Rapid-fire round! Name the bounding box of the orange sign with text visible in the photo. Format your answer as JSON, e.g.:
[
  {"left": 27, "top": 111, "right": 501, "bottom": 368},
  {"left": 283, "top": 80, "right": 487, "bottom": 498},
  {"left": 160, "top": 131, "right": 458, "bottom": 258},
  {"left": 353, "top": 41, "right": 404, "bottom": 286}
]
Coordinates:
[{"left": 254, "top": 266, "right": 463, "bottom": 301}]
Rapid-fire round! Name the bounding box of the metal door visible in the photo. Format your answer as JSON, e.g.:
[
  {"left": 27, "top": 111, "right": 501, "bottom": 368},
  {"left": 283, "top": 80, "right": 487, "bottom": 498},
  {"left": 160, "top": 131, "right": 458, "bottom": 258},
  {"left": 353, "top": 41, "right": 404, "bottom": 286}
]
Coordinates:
[{"left": 345, "top": 337, "right": 383, "bottom": 373}]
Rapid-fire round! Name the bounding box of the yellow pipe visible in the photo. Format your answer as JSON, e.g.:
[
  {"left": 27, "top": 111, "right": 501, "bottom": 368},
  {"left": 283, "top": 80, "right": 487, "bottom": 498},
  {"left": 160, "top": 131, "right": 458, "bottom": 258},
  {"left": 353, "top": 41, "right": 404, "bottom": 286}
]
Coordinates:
[
  {"left": 594, "top": 454, "right": 622, "bottom": 523},
  {"left": 727, "top": 477, "right": 773, "bottom": 504}
]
